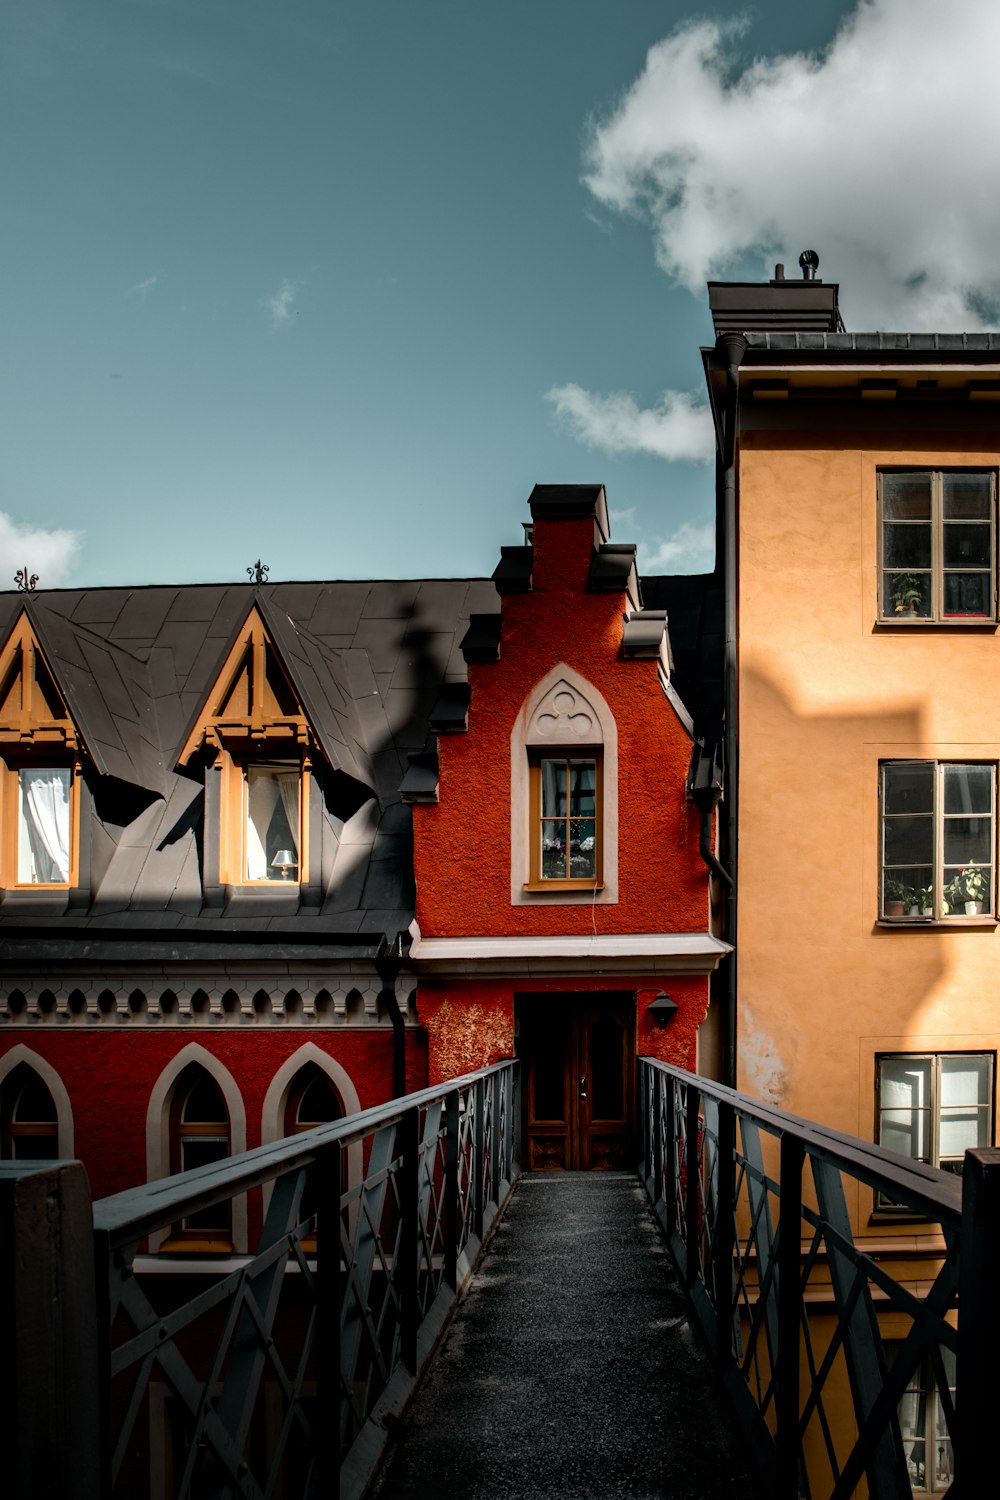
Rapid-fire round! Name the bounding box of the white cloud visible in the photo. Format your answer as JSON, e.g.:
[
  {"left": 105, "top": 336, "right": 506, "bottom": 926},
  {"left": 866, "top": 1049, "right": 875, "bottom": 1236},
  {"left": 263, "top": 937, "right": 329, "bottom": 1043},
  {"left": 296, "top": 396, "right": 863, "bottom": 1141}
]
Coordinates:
[
  {"left": 638, "top": 522, "right": 715, "bottom": 574},
  {"left": 584, "top": 1, "right": 1000, "bottom": 329},
  {"left": 546, "top": 383, "right": 714, "bottom": 463},
  {"left": 128, "top": 274, "right": 158, "bottom": 302},
  {"left": 0, "top": 513, "right": 81, "bottom": 588},
  {"left": 261, "top": 278, "right": 298, "bottom": 328}
]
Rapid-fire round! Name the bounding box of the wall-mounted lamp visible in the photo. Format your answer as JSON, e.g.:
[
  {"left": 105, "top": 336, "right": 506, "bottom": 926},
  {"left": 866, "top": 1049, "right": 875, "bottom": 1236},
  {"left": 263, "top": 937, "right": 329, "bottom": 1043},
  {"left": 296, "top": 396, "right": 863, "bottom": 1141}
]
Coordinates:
[{"left": 648, "top": 992, "right": 678, "bottom": 1028}]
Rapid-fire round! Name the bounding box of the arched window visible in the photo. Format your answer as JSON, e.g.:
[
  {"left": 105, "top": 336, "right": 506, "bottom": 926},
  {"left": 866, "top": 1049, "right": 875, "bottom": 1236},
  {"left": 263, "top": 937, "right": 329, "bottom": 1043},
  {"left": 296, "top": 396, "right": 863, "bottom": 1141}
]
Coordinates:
[
  {"left": 284, "top": 1063, "right": 344, "bottom": 1137},
  {"left": 283, "top": 1063, "right": 344, "bottom": 1249},
  {"left": 510, "top": 664, "right": 619, "bottom": 905},
  {"left": 0, "top": 1063, "right": 58, "bottom": 1159},
  {"left": 168, "top": 1065, "right": 232, "bottom": 1248}
]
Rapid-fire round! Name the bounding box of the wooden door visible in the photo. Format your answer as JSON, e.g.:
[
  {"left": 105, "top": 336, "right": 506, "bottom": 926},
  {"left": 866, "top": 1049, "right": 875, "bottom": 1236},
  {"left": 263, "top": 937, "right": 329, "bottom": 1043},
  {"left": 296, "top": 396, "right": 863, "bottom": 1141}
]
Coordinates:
[{"left": 519, "top": 994, "right": 633, "bottom": 1170}]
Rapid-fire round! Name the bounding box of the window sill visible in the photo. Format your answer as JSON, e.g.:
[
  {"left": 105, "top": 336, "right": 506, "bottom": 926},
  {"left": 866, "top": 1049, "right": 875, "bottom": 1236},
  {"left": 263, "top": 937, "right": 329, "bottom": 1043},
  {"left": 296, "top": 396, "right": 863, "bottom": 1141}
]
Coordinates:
[
  {"left": 874, "top": 618, "right": 998, "bottom": 631},
  {"left": 876, "top": 917, "right": 998, "bottom": 929},
  {"left": 158, "top": 1237, "right": 236, "bottom": 1255},
  {"left": 522, "top": 880, "right": 605, "bottom": 894}
]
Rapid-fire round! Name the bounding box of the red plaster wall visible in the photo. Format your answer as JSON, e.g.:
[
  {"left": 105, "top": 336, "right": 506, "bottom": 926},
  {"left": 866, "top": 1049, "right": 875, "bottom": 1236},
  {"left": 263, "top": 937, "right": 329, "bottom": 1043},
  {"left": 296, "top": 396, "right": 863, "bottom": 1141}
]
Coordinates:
[
  {"left": 412, "top": 514, "right": 707, "bottom": 938},
  {"left": 417, "top": 974, "right": 708, "bottom": 1087},
  {"left": 0, "top": 1030, "right": 400, "bottom": 1203}
]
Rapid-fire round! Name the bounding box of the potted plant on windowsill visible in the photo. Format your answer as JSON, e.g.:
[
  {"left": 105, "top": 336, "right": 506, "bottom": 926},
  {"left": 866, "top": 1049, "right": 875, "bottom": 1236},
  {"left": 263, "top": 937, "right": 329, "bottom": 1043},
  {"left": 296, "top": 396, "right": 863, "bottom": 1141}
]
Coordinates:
[
  {"left": 915, "top": 884, "right": 934, "bottom": 917},
  {"left": 946, "top": 866, "right": 989, "bottom": 916},
  {"left": 883, "top": 877, "right": 911, "bottom": 918},
  {"left": 890, "top": 571, "right": 924, "bottom": 618}
]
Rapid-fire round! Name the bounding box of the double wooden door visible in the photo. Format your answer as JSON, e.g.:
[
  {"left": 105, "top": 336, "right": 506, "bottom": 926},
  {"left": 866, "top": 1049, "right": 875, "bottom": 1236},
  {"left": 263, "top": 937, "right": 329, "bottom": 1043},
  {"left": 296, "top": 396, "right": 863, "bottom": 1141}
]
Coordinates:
[{"left": 519, "top": 994, "right": 633, "bottom": 1170}]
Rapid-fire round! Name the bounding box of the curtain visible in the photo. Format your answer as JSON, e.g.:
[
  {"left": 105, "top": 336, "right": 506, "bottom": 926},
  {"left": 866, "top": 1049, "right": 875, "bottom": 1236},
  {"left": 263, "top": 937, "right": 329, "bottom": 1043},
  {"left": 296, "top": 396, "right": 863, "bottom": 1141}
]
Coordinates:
[
  {"left": 245, "top": 768, "right": 299, "bottom": 879},
  {"left": 19, "top": 768, "right": 71, "bottom": 883}
]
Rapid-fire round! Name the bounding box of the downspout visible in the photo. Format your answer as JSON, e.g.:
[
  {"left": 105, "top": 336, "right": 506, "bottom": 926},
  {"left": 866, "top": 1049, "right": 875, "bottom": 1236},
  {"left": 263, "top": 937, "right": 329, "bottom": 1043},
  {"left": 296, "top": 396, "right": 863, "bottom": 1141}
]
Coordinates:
[
  {"left": 375, "top": 933, "right": 406, "bottom": 1100},
  {"left": 718, "top": 331, "right": 747, "bottom": 1089}
]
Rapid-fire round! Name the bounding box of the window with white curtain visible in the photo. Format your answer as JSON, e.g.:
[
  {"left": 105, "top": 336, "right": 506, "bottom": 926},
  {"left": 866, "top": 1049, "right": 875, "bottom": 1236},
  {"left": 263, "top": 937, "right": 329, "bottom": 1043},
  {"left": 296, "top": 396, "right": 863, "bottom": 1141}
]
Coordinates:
[
  {"left": 244, "top": 765, "right": 299, "bottom": 881},
  {"left": 18, "top": 767, "right": 71, "bottom": 883},
  {"left": 876, "top": 1052, "right": 994, "bottom": 1210}
]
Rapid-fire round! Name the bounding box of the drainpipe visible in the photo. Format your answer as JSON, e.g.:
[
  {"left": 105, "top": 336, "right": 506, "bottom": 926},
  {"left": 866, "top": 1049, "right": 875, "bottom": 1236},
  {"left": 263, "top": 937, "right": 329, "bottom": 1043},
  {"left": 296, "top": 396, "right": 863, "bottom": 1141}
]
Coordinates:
[
  {"left": 718, "top": 331, "right": 747, "bottom": 1090},
  {"left": 375, "top": 933, "right": 406, "bottom": 1099}
]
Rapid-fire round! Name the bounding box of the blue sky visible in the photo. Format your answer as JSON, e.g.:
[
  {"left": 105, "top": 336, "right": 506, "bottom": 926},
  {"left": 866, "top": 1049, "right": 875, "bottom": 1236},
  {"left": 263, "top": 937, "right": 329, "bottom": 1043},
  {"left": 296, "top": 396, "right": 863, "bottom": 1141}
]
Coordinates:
[{"left": 4, "top": 0, "right": 998, "bottom": 589}]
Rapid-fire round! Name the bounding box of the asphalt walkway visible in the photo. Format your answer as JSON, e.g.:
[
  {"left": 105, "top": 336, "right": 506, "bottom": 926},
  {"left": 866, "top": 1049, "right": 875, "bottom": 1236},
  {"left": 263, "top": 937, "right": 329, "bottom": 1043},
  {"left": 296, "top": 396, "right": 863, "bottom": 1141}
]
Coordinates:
[{"left": 375, "top": 1172, "right": 762, "bottom": 1500}]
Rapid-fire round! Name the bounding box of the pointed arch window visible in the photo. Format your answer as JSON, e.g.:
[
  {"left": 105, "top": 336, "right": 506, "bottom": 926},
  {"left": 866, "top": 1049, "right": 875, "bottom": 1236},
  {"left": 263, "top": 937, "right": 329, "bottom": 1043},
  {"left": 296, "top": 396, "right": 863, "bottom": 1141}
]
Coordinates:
[
  {"left": 167, "top": 1065, "right": 233, "bottom": 1249},
  {"left": 283, "top": 1064, "right": 344, "bottom": 1250},
  {"left": 0, "top": 1064, "right": 59, "bottom": 1160},
  {"left": 514, "top": 671, "right": 617, "bottom": 899}
]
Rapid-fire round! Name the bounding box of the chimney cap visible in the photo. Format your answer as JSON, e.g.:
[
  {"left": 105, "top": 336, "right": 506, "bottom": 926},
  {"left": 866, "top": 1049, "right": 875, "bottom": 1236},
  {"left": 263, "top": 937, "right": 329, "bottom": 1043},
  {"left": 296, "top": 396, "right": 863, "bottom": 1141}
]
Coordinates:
[{"left": 799, "top": 249, "right": 820, "bottom": 280}]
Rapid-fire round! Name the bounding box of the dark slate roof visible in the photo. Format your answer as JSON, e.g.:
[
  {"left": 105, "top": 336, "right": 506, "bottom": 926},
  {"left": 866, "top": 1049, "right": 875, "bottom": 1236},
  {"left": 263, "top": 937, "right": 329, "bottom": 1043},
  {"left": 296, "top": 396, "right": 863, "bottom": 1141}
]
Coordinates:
[
  {"left": 640, "top": 573, "right": 724, "bottom": 734},
  {"left": 0, "top": 578, "right": 496, "bottom": 943}
]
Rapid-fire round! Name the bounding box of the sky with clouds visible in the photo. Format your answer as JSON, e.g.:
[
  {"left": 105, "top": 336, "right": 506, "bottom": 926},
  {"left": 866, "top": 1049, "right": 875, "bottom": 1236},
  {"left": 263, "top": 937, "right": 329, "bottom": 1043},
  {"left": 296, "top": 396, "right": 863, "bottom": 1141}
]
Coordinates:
[{"left": 2, "top": 0, "right": 997, "bottom": 590}]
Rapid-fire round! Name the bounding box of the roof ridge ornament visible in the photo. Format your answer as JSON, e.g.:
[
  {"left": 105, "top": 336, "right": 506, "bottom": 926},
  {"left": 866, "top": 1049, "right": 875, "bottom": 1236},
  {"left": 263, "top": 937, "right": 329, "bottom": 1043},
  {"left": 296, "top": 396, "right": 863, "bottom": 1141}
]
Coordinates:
[
  {"left": 246, "top": 559, "right": 269, "bottom": 584},
  {"left": 14, "top": 566, "right": 38, "bottom": 592}
]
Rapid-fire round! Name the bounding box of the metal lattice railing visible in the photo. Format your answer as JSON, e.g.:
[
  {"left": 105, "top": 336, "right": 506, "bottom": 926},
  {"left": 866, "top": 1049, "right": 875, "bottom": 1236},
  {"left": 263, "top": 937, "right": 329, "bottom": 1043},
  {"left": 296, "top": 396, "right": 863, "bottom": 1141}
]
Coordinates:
[
  {"left": 74, "top": 1059, "right": 517, "bottom": 1500},
  {"left": 638, "top": 1057, "right": 999, "bottom": 1500}
]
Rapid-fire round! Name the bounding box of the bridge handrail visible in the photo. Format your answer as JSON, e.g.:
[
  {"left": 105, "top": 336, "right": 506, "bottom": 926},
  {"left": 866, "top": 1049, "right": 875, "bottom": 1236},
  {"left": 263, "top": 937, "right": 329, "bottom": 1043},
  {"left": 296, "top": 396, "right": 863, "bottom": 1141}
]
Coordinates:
[
  {"left": 637, "top": 1057, "right": 999, "bottom": 1500},
  {"left": 94, "top": 1058, "right": 517, "bottom": 1250},
  {"left": 638, "top": 1055, "right": 961, "bottom": 1226}
]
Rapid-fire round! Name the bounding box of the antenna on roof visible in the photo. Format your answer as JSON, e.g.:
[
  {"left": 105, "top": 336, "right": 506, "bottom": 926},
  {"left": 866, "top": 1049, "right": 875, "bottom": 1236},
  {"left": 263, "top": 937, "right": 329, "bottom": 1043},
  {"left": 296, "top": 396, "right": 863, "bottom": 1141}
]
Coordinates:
[
  {"left": 799, "top": 249, "right": 820, "bottom": 281},
  {"left": 15, "top": 566, "right": 38, "bottom": 592},
  {"left": 247, "top": 560, "right": 269, "bottom": 584}
]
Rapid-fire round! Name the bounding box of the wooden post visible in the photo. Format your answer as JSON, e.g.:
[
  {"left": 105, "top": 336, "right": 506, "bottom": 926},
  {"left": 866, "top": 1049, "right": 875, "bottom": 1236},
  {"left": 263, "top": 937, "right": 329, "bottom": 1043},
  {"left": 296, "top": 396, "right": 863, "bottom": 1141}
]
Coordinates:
[
  {"left": 957, "top": 1146, "right": 1000, "bottom": 1489},
  {"left": 0, "top": 1162, "right": 102, "bottom": 1500}
]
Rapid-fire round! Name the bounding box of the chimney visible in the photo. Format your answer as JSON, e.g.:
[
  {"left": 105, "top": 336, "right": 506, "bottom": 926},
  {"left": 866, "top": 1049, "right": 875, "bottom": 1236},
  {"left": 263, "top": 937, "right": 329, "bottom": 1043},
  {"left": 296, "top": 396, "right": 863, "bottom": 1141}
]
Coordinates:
[{"left": 708, "top": 249, "right": 844, "bottom": 336}]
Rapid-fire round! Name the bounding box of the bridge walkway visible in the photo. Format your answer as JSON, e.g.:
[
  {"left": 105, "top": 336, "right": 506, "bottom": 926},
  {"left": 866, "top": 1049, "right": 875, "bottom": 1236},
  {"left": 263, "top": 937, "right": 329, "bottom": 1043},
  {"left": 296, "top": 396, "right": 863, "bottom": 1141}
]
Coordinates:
[{"left": 376, "top": 1172, "right": 761, "bottom": 1500}]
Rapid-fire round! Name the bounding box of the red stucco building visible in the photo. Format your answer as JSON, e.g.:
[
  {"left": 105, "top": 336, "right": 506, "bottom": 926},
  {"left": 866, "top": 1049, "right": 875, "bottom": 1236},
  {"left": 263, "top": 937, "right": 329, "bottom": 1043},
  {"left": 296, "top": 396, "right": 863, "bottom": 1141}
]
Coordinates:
[{"left": 0, "top": 483, "right": 727, "bottom": 1217}]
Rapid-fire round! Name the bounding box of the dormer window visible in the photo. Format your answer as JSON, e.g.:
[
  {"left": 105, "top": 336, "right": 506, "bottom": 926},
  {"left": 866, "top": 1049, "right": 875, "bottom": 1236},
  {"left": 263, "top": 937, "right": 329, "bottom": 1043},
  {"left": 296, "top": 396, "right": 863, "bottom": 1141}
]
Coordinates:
[
  {"left": 178, "top": 607, "right": 315, "bottom": 890},
  {"left": 0, "top": 614, "right": 80, "bottom": 888}
]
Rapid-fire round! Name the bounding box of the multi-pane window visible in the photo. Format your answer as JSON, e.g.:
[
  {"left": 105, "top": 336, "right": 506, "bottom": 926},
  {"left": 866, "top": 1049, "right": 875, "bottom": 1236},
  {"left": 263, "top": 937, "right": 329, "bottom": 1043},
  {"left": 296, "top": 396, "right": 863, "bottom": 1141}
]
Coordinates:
[
  {"left": 880, "top": 762, "right": 995, "bottom": 920},
  {"left": 530, "top": 755, "right": 601, "bottom": 885},
  {"left": 16, "top": 766, "right": 72, "bottom": 884},
  {"left": 879, "top": 469, "right": 996, "bottom": 622},
  {"left": 877, "top": 1052, "right": 993, "bottom": 1182},
  {"left": 284, "top": 1065, "right": 344, "bottom": 1249},
  {"left": 169, "top": 1067, "right": 231, "bottom": 1244},
  {"left": 886, "top": 1342, "right": 955, "bottom": 1494},
  {"left": 244, "top": 765, "right": 299, "bottom": 881}
]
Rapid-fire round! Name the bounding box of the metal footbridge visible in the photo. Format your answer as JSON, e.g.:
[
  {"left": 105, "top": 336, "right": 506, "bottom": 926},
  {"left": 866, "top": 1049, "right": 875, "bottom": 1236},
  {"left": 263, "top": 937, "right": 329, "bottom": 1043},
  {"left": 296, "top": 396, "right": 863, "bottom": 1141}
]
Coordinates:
[{"left": 4, "top": 1059, "right": 996, "bottom": 1498}]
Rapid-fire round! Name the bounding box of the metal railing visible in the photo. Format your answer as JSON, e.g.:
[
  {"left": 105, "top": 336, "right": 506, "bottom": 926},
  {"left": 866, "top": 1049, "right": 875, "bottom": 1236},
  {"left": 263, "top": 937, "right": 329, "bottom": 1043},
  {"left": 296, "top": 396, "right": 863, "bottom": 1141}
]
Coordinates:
[
  {"left": 3, "top": 1059, "right": 519, "bottom": 1500},
  {"left": 638, "top": 1057, "right": 1000, "bottom": 1499}
]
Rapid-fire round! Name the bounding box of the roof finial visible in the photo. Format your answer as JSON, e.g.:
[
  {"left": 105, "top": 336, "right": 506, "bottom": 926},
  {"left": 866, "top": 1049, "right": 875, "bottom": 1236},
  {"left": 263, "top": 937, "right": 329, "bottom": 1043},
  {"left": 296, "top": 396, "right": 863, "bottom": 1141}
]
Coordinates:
[
  {"left": 15, "top": 566, "right": 38, "bottom": 592},
  {"left": 247, "top": 559, "right": 269, "bottom": 584}
]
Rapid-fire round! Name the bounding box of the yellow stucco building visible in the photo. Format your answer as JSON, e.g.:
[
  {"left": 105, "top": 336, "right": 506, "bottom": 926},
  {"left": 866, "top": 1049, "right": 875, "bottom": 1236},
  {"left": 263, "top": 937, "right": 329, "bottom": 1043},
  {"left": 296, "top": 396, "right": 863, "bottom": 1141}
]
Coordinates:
[{"left": 700, "top": 262, "right": 1000, "bottom": 1492}]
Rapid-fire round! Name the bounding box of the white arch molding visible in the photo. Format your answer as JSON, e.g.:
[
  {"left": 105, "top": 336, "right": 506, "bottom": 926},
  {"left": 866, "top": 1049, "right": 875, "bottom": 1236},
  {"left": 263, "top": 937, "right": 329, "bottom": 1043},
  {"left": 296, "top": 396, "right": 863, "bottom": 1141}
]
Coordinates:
[
  {"left": 510, "top": 662, "right": 619, "bottom": 906},
  {"left": 0, "top": 1044, "right": 75, "bottom": 1157},
  {"left": 260, "top": 1042, "right": 363, "bottom": 1221},
  {"left": 145, "top": 1042, "right": 249, "bottom": 1252}
]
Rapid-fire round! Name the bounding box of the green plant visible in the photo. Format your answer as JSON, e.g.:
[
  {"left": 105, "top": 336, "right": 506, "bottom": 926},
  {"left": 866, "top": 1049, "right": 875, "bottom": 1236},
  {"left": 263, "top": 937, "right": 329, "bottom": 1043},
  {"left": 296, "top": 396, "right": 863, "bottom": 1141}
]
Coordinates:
[
  {"left": 947, "top": 866, "right": 988, "bottom": 905},
  {"left": 891, "top": 571, "right": 924, "bottom": 615},
  {"left": 916, "top": 884, "right": 934, "bottom": 910},
  {"left": 883, "top": 876, "right": 912, "bottom": 905}
]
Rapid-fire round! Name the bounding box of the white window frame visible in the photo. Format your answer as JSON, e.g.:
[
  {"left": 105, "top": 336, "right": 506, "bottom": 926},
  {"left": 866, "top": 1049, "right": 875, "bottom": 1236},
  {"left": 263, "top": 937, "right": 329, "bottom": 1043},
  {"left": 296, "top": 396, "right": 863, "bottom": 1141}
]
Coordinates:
[
  {"left": 879, "top": 761, "right": 996, "bottom": 921},
  {"left": 878, "top": 468, "right": 997, "bottom": 624}
]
